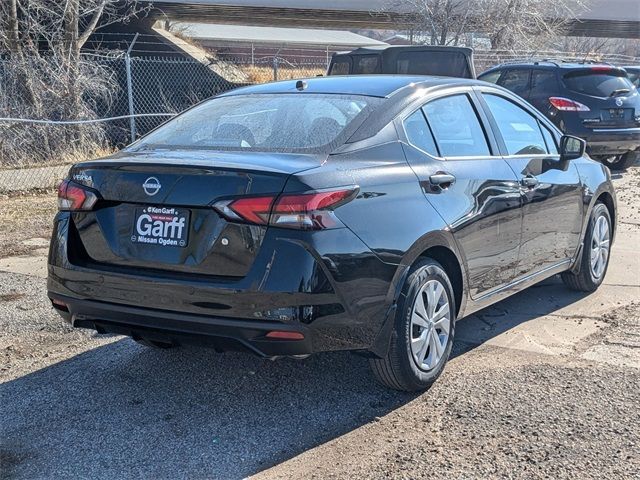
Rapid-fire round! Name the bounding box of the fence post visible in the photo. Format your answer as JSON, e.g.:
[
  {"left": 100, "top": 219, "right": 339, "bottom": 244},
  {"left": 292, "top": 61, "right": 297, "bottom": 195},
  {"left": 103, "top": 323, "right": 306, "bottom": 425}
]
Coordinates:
[
  {"left": 272, "top": 57, "right": 278, "bottom": 81},
  {"left": 125, "top": 33, "right": 139, "bottom": 143}
]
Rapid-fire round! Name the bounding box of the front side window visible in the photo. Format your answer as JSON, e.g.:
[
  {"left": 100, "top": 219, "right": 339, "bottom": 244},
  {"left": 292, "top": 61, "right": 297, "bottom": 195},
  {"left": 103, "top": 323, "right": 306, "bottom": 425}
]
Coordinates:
[
  {"left": 131, "top": 94, "right": 379, "bottom": 154},
  {"left": 403, "top": 109, "right": 439, "bottom": 156},
  {"left": 483, "top": 94, "right": 548, "bottom": 155},
  {"left": 497, "top": 69, "right": 531, "bottom": 96},
  {"left": 423, "top": 94, "right": 491, "bottom": 157},
  {"left": 541, "top": 124, "right": 559, "bottom": 154}
]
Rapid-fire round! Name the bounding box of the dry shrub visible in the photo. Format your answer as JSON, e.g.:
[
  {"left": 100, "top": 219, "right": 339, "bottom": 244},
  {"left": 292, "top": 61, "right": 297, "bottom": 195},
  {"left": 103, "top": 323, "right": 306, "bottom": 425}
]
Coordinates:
[
  {"left": 241, "top": 65, "right": 326, "bottom": 84},
  {"left": 0, "top": 54, "right": 118, "bottom": 168}
]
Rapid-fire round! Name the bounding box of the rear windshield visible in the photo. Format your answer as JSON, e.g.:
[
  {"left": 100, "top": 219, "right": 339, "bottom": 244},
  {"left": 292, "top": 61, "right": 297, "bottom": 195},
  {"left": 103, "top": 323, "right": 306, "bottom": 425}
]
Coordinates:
[
  {"left": 131, "top": 94, "right": 380, "bottom": 154},
  {"left": 396, "top": 51, "right": 472, "bottom": 78},
  {"left": 563, "top": 69, "right": 634, "bottom": 97}
]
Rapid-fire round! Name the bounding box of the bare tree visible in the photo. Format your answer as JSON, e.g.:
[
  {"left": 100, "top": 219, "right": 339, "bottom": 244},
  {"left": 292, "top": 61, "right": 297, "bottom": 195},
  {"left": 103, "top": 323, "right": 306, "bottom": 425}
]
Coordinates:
[
  {"left": 477, "top": 0, "right": 584, "bottom": 50},
  {"left": 381, "top": 0, "right": 584, "bottom": 50},
  {"left": 0, "top": 1, "right": 148, "bottom": 166},
  {"left": 383, "top": 0, "right": 476, "bottom": 46}
]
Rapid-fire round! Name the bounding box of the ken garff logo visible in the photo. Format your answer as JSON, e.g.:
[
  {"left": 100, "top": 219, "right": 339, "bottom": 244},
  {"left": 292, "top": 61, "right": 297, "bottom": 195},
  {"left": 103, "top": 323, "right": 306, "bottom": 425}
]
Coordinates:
[
  {"left": 142, "top": 177, "right": 161, "bottom": 196},
  {"left": 615, "top": 98, "right": 624, "bottom": 107}
]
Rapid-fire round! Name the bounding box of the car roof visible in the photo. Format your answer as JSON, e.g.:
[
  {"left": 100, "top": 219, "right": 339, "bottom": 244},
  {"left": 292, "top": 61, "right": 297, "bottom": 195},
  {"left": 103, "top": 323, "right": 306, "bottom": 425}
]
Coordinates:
[
  {"left": 333, "top": 45, "right": 473, "bottom": 56},
  {"left": 483, "top": 60, "right": 622, "bottom": 71},
  {"left": 221, "top": 75, "right": 479, "bottom": 99}
]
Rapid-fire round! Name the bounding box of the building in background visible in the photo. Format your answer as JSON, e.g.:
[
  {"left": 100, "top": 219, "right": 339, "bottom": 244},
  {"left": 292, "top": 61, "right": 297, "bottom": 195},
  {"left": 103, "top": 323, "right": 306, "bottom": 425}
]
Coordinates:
[{"left": 174, "top": 23, "right": 387, "bottom": 63}]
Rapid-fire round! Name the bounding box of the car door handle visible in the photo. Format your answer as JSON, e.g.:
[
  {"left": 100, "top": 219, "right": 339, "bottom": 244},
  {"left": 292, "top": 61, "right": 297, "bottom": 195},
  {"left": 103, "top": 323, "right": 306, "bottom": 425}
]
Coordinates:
[
  {"left": 429, "top": 172, "right": 456, "bottom": 188},
  {"left": 520, "top": 175, "right": 538, "bottom": 188}
]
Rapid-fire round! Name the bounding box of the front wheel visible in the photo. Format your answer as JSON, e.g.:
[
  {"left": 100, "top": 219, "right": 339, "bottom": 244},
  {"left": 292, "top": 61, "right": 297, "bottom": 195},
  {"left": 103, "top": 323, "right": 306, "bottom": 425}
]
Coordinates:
[
  {"left": 561, "top": 202, "right": 612, "bottom": 292},
  {"left": 370, "top": 258, "right": 455, "bottom": 392}
]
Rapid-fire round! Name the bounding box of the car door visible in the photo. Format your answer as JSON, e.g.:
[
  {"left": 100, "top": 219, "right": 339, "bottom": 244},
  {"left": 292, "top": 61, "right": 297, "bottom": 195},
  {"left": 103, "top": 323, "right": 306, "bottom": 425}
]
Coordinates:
[
  {"left": 476, "top": 88, "right": 583, "bottom": 278},
  {"left": 399, "top": 89, "right": 523, "bottom": 299}
]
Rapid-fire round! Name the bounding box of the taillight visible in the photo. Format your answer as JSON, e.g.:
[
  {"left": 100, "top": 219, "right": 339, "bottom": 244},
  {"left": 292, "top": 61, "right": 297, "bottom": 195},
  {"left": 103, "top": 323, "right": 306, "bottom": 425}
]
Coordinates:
[
  {"left": 549, "top": 97, "right": 590, "bottom": 112},
  {"left": 57, "top": 180, "right": 98, "bottom": 211},
  {"left": 213, "top": 187, "right": 358, "bottom": 230}
]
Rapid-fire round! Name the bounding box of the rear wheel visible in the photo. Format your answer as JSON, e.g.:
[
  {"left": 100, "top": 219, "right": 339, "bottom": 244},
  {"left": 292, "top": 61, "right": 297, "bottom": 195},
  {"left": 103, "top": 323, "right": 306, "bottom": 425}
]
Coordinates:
[
  {"left": 561, "top": 202, "right": 611, "bottom": 292},
  {"left": 370, "top": 258, "right": 455, "bottom": 392},
  {"left": 599, "top": 151, "right": 638, "bottom": 171}
]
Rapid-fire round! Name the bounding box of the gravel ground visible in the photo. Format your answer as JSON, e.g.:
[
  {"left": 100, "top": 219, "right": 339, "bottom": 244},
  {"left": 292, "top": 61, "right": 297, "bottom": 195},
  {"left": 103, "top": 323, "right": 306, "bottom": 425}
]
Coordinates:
[{"left": 0, "top": 165, "right": 639, "bottom": 479}]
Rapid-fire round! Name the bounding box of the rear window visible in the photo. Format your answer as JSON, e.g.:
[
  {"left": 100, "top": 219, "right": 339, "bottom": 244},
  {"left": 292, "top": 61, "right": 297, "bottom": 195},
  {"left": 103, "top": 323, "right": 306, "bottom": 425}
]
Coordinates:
[
  {"left": 396, "top": 51, "right": 472, "bottom": 78},
  {"left": 131, "top": 94, "right": 380, "bottom": 154},
  {"left": 563, "top": 69, "right": 634, "bottom": 97},
  {"left": 353, "top": 55, "right": 381, "bottom": 74}
]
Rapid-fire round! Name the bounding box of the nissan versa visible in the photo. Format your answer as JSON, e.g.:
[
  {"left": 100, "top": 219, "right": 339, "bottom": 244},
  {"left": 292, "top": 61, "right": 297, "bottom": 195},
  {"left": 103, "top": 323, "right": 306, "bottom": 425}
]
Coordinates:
[{"left": 48, "top": 76, "right": 616, "bottom": 391}]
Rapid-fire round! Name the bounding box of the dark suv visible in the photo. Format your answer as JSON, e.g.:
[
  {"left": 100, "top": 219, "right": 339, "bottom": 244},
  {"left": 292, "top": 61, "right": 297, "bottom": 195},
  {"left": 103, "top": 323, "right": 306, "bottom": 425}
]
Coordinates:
[
  {"left": 328, "top": 45, "right": 475, "bottom": 79},
  {"left": 479, "top": 61, "right": 640, "bottom": 170}
]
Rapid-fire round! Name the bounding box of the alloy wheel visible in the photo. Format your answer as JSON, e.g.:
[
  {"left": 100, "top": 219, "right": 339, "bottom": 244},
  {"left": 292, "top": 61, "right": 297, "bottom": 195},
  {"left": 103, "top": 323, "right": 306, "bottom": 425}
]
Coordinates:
[
  {"left": 590, "top": 214, "right": 610, "bottom": 279},
  {"left": 410, "top": 279, "right": 451, "bottom": 371}
]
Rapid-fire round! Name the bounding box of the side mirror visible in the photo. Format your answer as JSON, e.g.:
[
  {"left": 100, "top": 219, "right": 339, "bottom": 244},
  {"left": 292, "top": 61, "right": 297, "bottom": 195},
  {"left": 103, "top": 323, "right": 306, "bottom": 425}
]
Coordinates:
[{"left": 560, "top": 135, "right": 586, "bottom": 161}]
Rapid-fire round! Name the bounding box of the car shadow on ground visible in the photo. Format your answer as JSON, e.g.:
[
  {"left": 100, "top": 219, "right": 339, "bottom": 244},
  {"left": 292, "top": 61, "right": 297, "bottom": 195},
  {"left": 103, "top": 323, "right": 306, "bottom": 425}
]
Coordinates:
[{"left": 1, "top": 275, "right": 593, "bottom": 479}]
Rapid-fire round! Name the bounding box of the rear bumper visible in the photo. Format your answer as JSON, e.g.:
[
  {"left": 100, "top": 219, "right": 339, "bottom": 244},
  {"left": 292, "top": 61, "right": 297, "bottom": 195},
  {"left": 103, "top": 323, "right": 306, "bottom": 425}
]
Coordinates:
[
  {"left": 576, "top": 128, "right": 640, "bottom": 156},
  {"left": 48, "top": 212, "right": 399, "bottom": 356},
  {"left": 50, "top": 294, "right": 313, "bottom": 356}
]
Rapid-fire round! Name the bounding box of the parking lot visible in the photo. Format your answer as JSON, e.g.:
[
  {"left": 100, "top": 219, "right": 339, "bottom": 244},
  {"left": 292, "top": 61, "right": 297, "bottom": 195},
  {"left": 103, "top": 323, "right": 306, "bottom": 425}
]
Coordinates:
[{"left": 1, "top": 165, "right": 639, "bottom": 479}]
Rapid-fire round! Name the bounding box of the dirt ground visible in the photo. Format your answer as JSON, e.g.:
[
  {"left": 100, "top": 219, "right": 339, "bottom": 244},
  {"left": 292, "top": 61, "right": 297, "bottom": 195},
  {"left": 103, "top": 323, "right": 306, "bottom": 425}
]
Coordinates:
[
  {"left": 0, "top": 166, "right": 639, "bottom": 479},
  {"left": 0, "top": 192, "right": 56, "bottom": 258}
]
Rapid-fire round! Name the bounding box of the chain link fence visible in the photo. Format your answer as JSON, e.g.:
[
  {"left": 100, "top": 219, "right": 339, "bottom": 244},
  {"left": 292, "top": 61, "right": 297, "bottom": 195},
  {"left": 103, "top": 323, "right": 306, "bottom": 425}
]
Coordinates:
[
  {"left": 0, "top": 54, "right": 326, "bottom": 193},
  {"left": 1, "top": 48, "right": 638, "bottom": 194}
]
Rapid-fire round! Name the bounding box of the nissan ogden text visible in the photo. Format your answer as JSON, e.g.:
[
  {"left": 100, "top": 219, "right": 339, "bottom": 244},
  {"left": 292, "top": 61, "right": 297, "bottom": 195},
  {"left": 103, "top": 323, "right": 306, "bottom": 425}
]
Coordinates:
[{"left": 48, "top": 76, "right": 616, "bottom": 391}]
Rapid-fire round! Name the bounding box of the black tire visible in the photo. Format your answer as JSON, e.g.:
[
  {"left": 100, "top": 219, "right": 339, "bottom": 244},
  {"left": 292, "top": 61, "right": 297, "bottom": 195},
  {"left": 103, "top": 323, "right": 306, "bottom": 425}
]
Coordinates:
[
  {"left": 134, "top": 338, "right": 176, "bottom": 349},
  {"left": 370, "top": 258, "right": 456, "bottom": 392},
  {"left": 561, "top": 202, "right": 612, "bottom": 292},
  {"left": 599, "top": 151, "right": 638, "bottom": 171}
]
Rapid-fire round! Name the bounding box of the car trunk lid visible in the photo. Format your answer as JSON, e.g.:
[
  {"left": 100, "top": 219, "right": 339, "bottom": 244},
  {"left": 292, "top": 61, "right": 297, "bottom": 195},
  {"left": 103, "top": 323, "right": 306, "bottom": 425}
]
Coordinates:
[{"left": 66, "top": 149, "right": 324, "bottom": 277}]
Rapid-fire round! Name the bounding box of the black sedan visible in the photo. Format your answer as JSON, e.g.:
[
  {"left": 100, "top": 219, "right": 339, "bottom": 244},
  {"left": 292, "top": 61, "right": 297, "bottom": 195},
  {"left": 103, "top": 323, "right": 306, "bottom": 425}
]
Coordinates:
[{"left": 48, "top": 76, "right": 616, "bottom": 391}]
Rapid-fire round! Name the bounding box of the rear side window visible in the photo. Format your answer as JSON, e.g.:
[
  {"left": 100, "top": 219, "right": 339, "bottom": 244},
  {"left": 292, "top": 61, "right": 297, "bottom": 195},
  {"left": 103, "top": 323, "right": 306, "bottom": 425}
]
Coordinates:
[
  {"left": 479, "top": 71, "right": 501, "bottom": 84},
  {"left": 353, "top": 55, "right": 380, "bottom": 74},
  {"left": 403, "top": 110, "right": 439, "bottom": 156},
  {"left": 329, "top": 58, "right": 350, "bottom": 75},
  {"left": 563, "top": 69, "right": 634, "bottom": 97},
  {"left": 530, "top": 70, "right": 558, "bottom": 95},
  {"left": 483, "top": 94, "right": 548, "bottom": 155},
  {"left": 498, "top": 69, "right": 531, "bottom": 96},
  {"left": 423, "top": 94, "right": 491, "bottom": 157}
]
